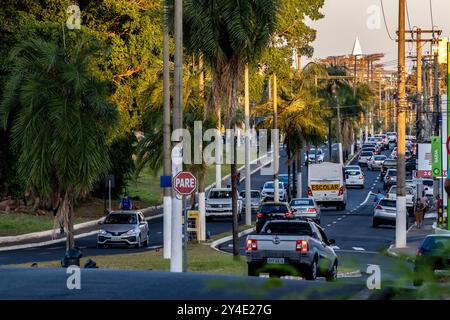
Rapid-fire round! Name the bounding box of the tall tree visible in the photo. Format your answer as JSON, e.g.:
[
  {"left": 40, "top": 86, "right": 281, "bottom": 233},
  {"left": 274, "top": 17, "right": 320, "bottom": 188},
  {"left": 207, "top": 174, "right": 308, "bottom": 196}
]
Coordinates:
[{"left": 0, "top": 31, "right": 117, "bottom": 250}]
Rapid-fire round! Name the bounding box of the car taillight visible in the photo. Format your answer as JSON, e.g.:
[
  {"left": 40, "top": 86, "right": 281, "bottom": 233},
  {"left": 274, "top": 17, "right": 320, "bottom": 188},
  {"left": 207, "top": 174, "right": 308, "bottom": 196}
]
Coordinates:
[
  {"left": 307, "top": 186, "right": 313, "bottom": 197},
  {"left": 375, "top": 205, "right": 382, "bottom": 210},
  {"left": 338, "top": 186, "right": 344, "bottom": 196},
  {"left": 284, "top": 212, "right": 293, "bottom": 218},
  {"left": 296, "top": 240, "right": 309, "bottom": 252},
  {"left": 359, "top": 175, "right": 364, "bottom": 179},
  {"left": 307, "top": 208, "right": 316, "bottom": 213},
  {"left": 256, "top": 213, "right": 263, "bottom": 219},
  {"left": 246, "top": 239, "right": 258, "bottom": 251}
]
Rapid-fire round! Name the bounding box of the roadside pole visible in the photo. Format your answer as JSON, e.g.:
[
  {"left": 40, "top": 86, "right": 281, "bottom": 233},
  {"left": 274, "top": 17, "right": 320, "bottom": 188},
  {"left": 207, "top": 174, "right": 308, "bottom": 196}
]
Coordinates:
[
  {"left": 244, "top": 65, "right": 252, "bottom": 225},
  {"left": 108, "top": 179, "right": 111, "bottom": 211},
  {"left": 273, "top": 74, "right": 279, "bottom": 203},
  {"left": 162, "top": 0, "right": 172, "bottom": 259},
  {"left": 447, "top": 43, "right": 450, "bottom": 230},
  {"left": 183, "top": 195, "right": 187, "bottom": 272},
  {"left": 171, "top": 0, "right": 183, "bottom": 272},
  {"left": 395, "top": 0, "right": 407, "bottom": 248}
]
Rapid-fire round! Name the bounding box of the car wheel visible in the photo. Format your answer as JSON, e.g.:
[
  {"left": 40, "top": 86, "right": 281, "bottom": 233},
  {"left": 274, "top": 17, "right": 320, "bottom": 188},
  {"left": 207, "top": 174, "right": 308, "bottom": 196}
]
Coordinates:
[
  {"left": 248, "top": 263, "right": 260, "bottom": 277},
  {"left": 325, "top": 262, "right": 338, "bottom": 282},
  {"left": 135, "top": 236, "right": 141, "bottom": 249},
  {"left": 143, "top": 232, "right": 150, "bottom": 247},
  {"left": 305, "top": 259, "right": 317, "bottom": 280},
  {"left": 372, "top": 219, "right": 379, "bottom": 228}
]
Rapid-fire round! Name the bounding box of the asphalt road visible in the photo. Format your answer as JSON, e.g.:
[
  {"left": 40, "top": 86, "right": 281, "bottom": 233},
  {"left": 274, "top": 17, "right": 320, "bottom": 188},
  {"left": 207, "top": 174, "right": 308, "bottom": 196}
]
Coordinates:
[
  {"left": 0, "top": 145, "right": 413, "bottom": 285},
  {"left": 0, "top": 267, "right": 368, "bottom": 300}
]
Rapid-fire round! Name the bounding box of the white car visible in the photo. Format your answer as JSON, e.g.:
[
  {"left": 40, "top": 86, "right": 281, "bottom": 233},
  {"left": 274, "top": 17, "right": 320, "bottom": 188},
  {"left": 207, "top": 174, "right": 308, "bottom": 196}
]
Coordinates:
[
  {"left": 261, "top": 181, "right": 287, "bottom": 201},
  {"left": 305, "top": 148, "right": 324, "bottom": 164},
  {"left": 412, "top": 178, "right": 434, "bottom": 197},
  {"left": 386, "top": 185, "right": 415, "bottom": 215},
  {"left": 345, "top": 169, "right": 365, "bottom": 188},
  {"left": 206, "top": 188, "right": 242, "bottom": 220},
  {"left": 368, "top": 155, "right": 387, "bottom": 171},
  {"left": 358, "top": 151, "right": 374, "bottom": 166}
]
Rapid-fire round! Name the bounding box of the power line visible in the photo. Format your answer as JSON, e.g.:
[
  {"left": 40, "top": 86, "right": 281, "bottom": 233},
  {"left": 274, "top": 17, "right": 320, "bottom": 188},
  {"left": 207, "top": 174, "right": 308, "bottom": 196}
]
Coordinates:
[{"left": 380, "top": 0, "right": 395, "bottom": 41}]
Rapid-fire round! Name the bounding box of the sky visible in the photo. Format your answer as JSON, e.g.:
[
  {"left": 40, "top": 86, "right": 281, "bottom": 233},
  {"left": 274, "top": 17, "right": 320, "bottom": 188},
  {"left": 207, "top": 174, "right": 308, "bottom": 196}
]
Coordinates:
[{"left": 304, "top": 0, "right": 450, "bottom": 71}]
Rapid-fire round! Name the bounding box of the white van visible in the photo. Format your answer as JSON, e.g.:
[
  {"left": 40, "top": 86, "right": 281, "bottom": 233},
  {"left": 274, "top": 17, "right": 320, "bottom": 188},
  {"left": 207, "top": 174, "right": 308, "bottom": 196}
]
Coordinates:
[{"left": 307, "top": 162, "right": 347, "bottom": 210}]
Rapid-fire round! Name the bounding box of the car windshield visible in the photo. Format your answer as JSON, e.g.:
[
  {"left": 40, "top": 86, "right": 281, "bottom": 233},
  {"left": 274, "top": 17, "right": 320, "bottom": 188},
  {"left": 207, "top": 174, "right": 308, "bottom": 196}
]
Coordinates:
[
  {"left": 240, "top": 191, "right": 260, "bottom": 198},
  {"left": 309, "top": 150, "right": 322, "bottom": 155},
  {"left": 209, "top": 190, "right": 232, "bottom": 198},
  {"left": 290, "top": 199, "right": 313, "bottom": 206},
  {"left": 421, "top": 237, "right": 450, "bottom": 252},
  {"left": 422, "top": 180, "right": 433, "bottom": 187},
  {"left": 262, "top": 222, "right": 313, "bottom": 235},
  {"left": 260, "top": 204, "right": 289, "bottom": 213},
  {"left": 361, "top": 152, "right": 373, "bottom": 156},
  {"left": 104, "top": 214, "right": 137, "bottom": 224},
  {"left": 379, "top": 199, "right": 396, "bottom": 207},
  {"left": 374, "top": 156, "right": 386, "bottom": 160},
  {"left": 264, "top": 182, "right": 283, "bottom": 189},
  {"left": 384, "top": 160, "right": 396, "bottom": 166},
  {"left": 387, "top": 170, "right": 397, "bottom": 176},
  {"left": 347, "top": 170, "right": 360, "bottom": 176}
]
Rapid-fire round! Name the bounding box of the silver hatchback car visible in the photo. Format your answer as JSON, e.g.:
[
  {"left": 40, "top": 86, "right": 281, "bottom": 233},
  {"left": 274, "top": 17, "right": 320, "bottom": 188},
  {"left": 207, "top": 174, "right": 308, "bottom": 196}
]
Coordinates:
[
  {"left": 368, "top": 155, "right": 387, "bottom": 171},
  {"left": 289, "top": 198, "right": 321, "bottom": 224},
  {"left": 97, "top": 211, "right": 150, "bottom": 248},
  {"left": 239, "top": 190, "right": 262, "bottom": 212}
]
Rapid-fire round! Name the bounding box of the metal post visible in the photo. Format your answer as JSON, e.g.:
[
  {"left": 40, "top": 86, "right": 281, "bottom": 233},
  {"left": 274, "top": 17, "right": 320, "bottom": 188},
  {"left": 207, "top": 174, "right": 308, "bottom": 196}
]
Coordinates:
[
  {"left": 396, "top": 0, "right": 407, "bottom": 248},
  {"left": 108, "top": 179, "right": 111, "bottom": 211},
  {"left": 273, "top": 74, "right": 279, "bottom": 202},
  {"left": 244, "top": 65, "right": 251, "bottom": 225},
  {"left": 183, "top": 196, "right": 187, "bottom": 272}
]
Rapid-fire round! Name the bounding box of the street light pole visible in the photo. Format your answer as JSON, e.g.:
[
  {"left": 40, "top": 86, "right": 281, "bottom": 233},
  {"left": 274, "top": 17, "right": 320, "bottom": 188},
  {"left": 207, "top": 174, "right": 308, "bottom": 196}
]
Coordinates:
[
  {"left": 273, "top": 74, "right": 279, "bottom": 202},
  {"left": 396, "top": 0, "right": 407, "bottom": 248},
  {"left": 171, "top": 0, "right": 183, "bottom": 271},
  {"left": 162, "top": 0, "right": 172, "bottom": 259},
  {"left": 244, "top": 65, "right": 251, "bottom": 226}
]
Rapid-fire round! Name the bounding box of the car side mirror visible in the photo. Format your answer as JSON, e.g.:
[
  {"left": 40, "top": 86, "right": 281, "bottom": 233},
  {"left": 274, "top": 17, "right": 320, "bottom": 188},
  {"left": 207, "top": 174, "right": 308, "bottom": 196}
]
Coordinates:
[{"left": 328, "top": 239, "right": 336, "bottom": 245}]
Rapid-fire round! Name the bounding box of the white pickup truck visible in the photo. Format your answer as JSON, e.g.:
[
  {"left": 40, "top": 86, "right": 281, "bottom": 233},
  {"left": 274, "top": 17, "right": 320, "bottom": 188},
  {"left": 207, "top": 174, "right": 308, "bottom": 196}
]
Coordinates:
[
  {"left": 307, "top": 162, "right": 347, "bottom": 210},
  {"left": 246, "top": 219, "right": 338, "bottom": 281},
  {"left": 205, "top": 188, "right": 242, "bottom": 221}
]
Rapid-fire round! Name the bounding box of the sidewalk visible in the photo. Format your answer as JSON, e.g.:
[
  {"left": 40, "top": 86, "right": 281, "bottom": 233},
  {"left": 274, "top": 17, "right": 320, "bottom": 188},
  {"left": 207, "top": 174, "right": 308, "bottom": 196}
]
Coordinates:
[{"left": 387, "top": 213, "right": 437, "bottom": 261}]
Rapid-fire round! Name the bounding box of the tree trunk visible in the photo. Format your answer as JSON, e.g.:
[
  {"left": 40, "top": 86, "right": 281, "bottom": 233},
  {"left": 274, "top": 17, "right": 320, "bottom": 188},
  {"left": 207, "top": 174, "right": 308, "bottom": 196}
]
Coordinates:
[
  {"left": 231, "top": 133, "right": 239, "bottom": 258},
  {"left": 61, "top": 191, "right": 75, "bottom": 250},
  {"left": 292, "top": 155, "right": 297, "bottom": 197},
  {"left": 297, "top": 150, "right": 302, "bottom": 198},
  {"left": 287, "top": 146, "right": 291, "bottom": 202},
  {"left": 198, "top": 172, "right": 206, "bottom": 241}
]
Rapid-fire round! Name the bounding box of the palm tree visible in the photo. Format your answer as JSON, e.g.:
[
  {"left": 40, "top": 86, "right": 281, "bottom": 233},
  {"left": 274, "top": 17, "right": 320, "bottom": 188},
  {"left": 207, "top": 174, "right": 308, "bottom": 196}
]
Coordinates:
[
  {"left": 0, "top": 32, "right": 117, "bottom": 250},
  {"left": 166, "top": 0, "right": 278, "bottom": 256}
]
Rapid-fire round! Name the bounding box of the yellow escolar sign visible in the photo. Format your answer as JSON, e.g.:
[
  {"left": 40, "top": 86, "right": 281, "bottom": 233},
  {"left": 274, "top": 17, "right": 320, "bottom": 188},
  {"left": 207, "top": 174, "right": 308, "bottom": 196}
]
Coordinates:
[{"left": 311, "top": 184, "right": 339, "bottom": 191}]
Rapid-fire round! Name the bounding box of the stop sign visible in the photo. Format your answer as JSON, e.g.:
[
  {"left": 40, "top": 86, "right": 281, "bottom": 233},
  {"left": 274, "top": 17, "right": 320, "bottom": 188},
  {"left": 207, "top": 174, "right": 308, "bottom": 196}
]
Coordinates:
[{"left": 172, "top": 171, "right": 197, "bottom": 196}]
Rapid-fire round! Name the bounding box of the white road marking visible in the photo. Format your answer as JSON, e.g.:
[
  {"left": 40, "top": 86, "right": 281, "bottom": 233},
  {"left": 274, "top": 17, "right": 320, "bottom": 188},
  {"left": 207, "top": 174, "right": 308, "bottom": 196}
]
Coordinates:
[
  {"left": 337, "top": 218, "right": 342, "bottom": 221},
  {"left": 352, "top": 247, "right": 366, "bottom": 251},
  {"left": 157, "top": 232, "right": 162, "bottom": 234},
  {"left": 327, "top": 224, "right": 331, "bottom": 227},
  {"left": 332, "top": 221, "right": 337, "bottom": 224}
]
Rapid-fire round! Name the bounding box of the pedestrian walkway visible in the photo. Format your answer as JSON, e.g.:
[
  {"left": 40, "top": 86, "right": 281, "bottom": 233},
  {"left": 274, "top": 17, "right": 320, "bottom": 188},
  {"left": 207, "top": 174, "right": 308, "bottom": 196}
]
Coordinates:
[{"left": 388, "top": 213, "right": 437, "bottom": 259}]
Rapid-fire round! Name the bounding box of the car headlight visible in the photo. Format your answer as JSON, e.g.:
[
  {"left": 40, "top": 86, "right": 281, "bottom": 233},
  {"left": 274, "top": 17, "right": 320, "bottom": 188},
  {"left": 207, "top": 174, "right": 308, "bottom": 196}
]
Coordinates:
[
  {"left": 125, "top": 229, "right": 138, "bottom": 236},
  {"left": 98, "top": 230, "right": 108, "bottom": 236}
]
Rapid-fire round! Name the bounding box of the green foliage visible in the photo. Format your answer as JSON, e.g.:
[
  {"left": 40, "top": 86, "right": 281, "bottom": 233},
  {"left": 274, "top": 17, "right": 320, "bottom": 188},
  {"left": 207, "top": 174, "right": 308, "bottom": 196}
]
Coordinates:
[{"left": 0, "top": 30, "right": 118, "bottom": 198}]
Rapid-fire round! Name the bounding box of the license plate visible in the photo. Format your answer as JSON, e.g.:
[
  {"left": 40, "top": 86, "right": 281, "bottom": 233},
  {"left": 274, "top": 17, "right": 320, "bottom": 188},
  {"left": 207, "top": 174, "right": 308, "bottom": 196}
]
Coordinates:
[
  {"left": 267, "top": 258, "right": 285, "bottom": 264},
  {"left": 111, "top": 236, "right": 122, "bottom": 241}
]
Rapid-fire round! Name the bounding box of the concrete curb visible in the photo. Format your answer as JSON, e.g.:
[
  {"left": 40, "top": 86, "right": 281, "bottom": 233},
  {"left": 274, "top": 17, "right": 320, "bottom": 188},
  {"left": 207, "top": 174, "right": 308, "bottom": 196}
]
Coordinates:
[
  {"left": 209, "top": 227, "right": 256, "bottom": 254},
  {"left": 345, "top": 150, "right": 360, "bottom": 166},
  {"left": 0, "top": 151, "right": 274, "bottom": 247},
  {"left": 0, "top": 213, "right": 164, "bottom": 252}
]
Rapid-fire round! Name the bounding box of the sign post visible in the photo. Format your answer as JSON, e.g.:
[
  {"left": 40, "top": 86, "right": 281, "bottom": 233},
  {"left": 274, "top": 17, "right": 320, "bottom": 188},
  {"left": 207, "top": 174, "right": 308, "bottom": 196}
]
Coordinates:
[
  {"left": 447, "top": 42, "right": 450, "bottom": 229},
  {"left": 432, "top": 136, "right": 442, "bottom": 177},
  {"left": 172, "top": 171, "right": 197, "bottom": 272}
]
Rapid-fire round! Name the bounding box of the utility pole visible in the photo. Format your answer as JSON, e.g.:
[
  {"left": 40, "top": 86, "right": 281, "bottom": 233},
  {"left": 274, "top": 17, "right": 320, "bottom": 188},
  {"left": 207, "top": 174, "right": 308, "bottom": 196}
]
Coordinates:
[
  {"left": 396, "top": 0, "right": 407, "bottom": 248},
  {"left": 171, "top": 0, "right": 183, "bottom": 272},
  {"left": 332, "top": 83, "right": 343, "bottom": 164},
  {"left": 433, "top": 52, "right": 440, "bottom": 137},
  {"left": 162, "top": 0, "right": 172, "bottom": 260},
  {"left": 273, "top": 74, "right": 279, "bottom": 202},
  {"left": 244, "top": 65, "right": 251, "bottom": 226},
  {"left": 417, "top": 29, "right": 423, "bottom": 141}
]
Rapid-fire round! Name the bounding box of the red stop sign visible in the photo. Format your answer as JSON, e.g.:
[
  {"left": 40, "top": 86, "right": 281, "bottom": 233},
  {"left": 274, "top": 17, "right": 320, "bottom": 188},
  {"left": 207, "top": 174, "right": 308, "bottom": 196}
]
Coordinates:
[{"left": 172, "top": 171, "right": 197, "bottom": 195}]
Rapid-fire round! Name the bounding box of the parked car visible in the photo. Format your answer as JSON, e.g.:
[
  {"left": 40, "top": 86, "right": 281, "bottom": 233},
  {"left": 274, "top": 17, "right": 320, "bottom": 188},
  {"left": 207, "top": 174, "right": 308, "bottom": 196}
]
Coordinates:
[
  {"left": 383, "top": 168, "right": 397, "bottom": 190},
  {"left": 239, "top": 190, "right": 262, "bottom": 213},
  {"left": 278, "top": 174, "right": 292, "bottom": 191},
  {"left": 386, "top": 185, "right": 415, "bottom": 215},
  {"left": 206, "top": 188, "right": 242, "bottom": 221},
  {"left": 358, "top": 151, "right": 374, "bottom": 166},
  {"left": 246, "top": 219, "right": 338, "bottom": 281},
  {"left": 372, "top": 198, "right": 397, "bottom": 228},
  {"left": 255, "top": 202, "right": 294, "bottom": 233},
  {"left": 305, "top": 148, "right": 324, "bottom": 164},
  {"left": 345, "top": 168, "right": 365, "bottom": 189},
  {"left": 261, "top": 181, "right": 287, "bottom": 202},
  {"left": 97, "top": 211, "right": 150, "bottom": 248},
  {"left": 368, "top": 155, "right": 387, "bottom": 171},
  {"left": 289, "top": 198, "right": 321, "bottom": 224},
  {"left": 414, "top": 234, "right": 450, "bottom": 286},
  {"left": 381, "top": 158, "right": 397, "bottom": 179}
]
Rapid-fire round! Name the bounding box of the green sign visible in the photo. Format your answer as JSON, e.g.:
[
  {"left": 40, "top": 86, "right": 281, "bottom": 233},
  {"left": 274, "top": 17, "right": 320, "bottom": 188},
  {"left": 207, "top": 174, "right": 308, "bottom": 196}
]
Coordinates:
[{"left": 432, "top": 136, "right": 442, "bottom": 177}]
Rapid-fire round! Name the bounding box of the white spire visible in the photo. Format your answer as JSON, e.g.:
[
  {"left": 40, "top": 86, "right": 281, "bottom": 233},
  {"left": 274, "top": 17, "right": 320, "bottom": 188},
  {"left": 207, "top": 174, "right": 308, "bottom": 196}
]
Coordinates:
[{"left": 352, "top": 37, "right": 363, "bottom": 56}]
